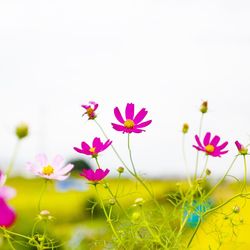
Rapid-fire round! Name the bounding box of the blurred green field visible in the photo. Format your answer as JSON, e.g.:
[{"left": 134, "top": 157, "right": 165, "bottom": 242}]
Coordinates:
[{"left": 3, "top": 177, "right": 250, "bottom": 249}]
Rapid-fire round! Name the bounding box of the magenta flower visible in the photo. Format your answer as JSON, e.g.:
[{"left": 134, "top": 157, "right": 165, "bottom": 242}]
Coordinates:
[
  {"left": 80, "top": 168, "right": 110, "bottom": 182},
  {"left": 74, "top": 137, "right": 112, "bottom": 158},
  {"left": 193, "top": 132, "right": 228, "bottom": 157},
  {"left": 27, "top": 154, "right": 74, "bottom": 181},
  {"left": 111, "top": 103, "right": 152, "bottom": 134},
  {"left": 81, "top": 101, "right": 98, "bottom": 120},
  {"left": 235, "top": 141, "right": 248, "bottom": 155},
  {"left": 0, "top": 170, "right": 16, "bottom": 228}
]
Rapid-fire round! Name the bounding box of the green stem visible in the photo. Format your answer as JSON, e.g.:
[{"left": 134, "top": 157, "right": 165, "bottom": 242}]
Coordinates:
[
  {"left": 187, "top": 192, "right": 250, "bottom": 248},
  {"left": 6, "top": 140, "right": 20, "bottom": 178},
  {"left": 194, "top": 114, "right": 204, "bottom": 181},
  {"left": 127, "top": 134, "right": 137, "bottom": 175},
  {"left": 182, "top": 134, "right": 192, "bottom": 187},
  {"left": 94, "top": 185, "right": 122, "bottom": 244},
  {"left": 204, "top": 156, "right": 238, "bottom": 199},
  {"left": 200, "top": 155, "right": 209, "bottom": 178},
  {"left": 241, "top": 155, "right": 248, "bottom": 193},
  {"left": 38, "top": 180, "right": 48, "bottom": 212}
]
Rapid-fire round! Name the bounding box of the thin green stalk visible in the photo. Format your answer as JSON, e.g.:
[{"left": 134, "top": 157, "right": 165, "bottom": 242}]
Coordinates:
[
  {"left": 182, "top": 134, "right": 192, "bottom": 187},
  {"left": 194, "top": 114, "right": 204, "bottom": 181},
  {"left": 128, "top": 134, "right": 137, "bottom": 175},
  {"left": 200, "top": 155, "right": 209, "bottom": 178},
  {"left": 187, "top": 192, "right": 250, "bottom": 248},
  {"left": 241, "top": 155, "right": 247, "bottom": 193},
  {"left": 204, "top": 156, "right": 238, "bottom": 200},
  {"left": 6, "top": 140, "right": 20, "bottom": 178},
  {"left": 38, "top": 180, "right": 48, "bottom": 212},
  {"left": 94, "top": 185, "right": 122, "bottom": 244}
]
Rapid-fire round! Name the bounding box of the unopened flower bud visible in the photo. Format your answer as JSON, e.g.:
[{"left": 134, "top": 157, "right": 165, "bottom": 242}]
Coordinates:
[
  {"left": 16, "top": 122, "right": 29, "bottom": 139},
  {"left": 40, "top": 210, "right": 50, "bottom": 217},
  {"left": 235, "top": 141, "right": 248, "bottom": 155},
  {"left": 117, "top": 167, "right": 124, "bottom": 174},
  {"left": 206, "top": 169, "right": 211, "bottom": 176},
  {"left": 200, "top": 101, "right": 208, "bottom": 114},
  {"left": 182, "top": 123, "right": 189, "bottom": 134},
  {"left": 109, "top": 198, "right": 115, "bottom": 206},
  {"left": 233, "top": 205, "right": 240, "bottom": 214}
]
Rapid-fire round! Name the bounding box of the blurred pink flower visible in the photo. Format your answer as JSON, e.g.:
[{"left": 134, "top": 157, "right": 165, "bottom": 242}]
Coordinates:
[
  {"left": 112, "top": 103, "right": 152, "bottom": 134},
  {"left": 193, "top": 132, "right": 228, "bottom": 157},
  {"left": 80, "top": 168, "right": 110, "bottom": 182},
  {"left": 81, "top": 101, "right": 98, "bottom": 120},
  {"left": 27, "top": 154, "right": 74, "bottom": 181},
  {"left": 0, "top": 170, "right": 16, "bottom": 228},
  {"left": 235, "top": 141, "right": 248, "bottom": 155},
  {"left": 74, "top": 137, "right": 112, "bottom": 158}
]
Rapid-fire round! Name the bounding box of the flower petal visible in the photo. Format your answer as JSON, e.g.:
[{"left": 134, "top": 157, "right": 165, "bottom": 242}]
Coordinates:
[
  {"left": 194, "top": 135, "right": 204, "bottom": 149},
  {"left": 203, "top": 132, "right": 211, "bottom": 146},
  {"left": 114, "top": 107, "right": 125, "bottom": 124},
  {"left": 210, "top": 135, "right": 220, "bottom": 147},
  {"left": 133, "top": 108, "right": 148, "bottom": 124},
  {"left": 56, "top": 164, "right": 74, "bottom": 176},
  {"left": 35, "top": 154, "right": 48, "bottom": 167},
  {"left": 93, "top": 137, "right": 102, "bottom": 152},
  {"left": 111, "top": 123, "right": 126, "bottom": 132},
  {"left": 135, "top": 120, "right": 152, "bottom": 129},
  {"left": 217, "top": 141, "right": 228, "bottom": 151},
  {"left": 125, "top": 103, "right": 134, "bottom": 120},
  {"left": 52, "top": 155, "right": 64, "bottom": 169},
  {"left": 0, "top": 197, "right": 16, "bottom": 228}
]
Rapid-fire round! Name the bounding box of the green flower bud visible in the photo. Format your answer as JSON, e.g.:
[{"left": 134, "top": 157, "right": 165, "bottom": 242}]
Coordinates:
[
  {"left": 206, "top": 169, "right": 211, "bottom": 176},
  {"left": 16, "top": 122, "right": 29, "bottom": 139},
  {"left": 200, "top": 101, "right": 208, "bottom": 114},
  {"left": 117, "top": 166, "right": 124, "bottom": 174},
  {"left": 109, "top": 198, "right": 116, "bottom": 206},
  {"left": 233, "top": 205, "right": 240, "bottom": 214},
  {"left": 182, "top": 123, "right": 189, "bottom": 134}
]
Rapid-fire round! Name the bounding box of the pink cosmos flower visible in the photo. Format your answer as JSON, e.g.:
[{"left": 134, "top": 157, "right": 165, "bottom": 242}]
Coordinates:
[
  {"left": 111, "top": 103, "right": 152, "bottom": 134},
  {"left": 81, "top": 101, "right": 98, "bottom": 120},
  {"left": 0, "top": 170, "right": 16, "bottom": 227},
  {"left": 74, "top": 137, "right": 112, "bottom": 158},
  {"left": 80, "top": 168, "right": 110, "bottom": 182},
  {"left": 235, "top": 141, "right": 248, "bottom": 155},
  {"left": 193, "top": 132, "right": 228, "bottom": 157},
  {"left": 27, "top": 154, "right": 74, "bottom": 181}
]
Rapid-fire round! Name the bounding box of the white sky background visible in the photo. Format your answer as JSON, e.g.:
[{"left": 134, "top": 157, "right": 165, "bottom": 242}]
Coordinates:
[{"left": 0, "top": 0, "right": 250, "bottom": 179}]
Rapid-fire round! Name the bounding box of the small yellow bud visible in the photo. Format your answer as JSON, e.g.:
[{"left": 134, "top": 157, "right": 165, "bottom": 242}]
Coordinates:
[
  {"left": 15, "top": 122, "right": 29, "bottom": 139},
  {"left": 109, "top": 198, "right": 116, "bottom": 206},
  {"left": 134, "top": 197, "right": 144, "bottom": 206},
  {"left": 117, "top": 166, "right": 124, "bottom": 174},
  {"left": 205, "top": 169, "right": 211, "bottom": 176},
  {"left": 200, "top": 101, "right": 208, "bottom": 114},
  {"left": 182, "top": 123, "right": 189, "bottom": 134}
]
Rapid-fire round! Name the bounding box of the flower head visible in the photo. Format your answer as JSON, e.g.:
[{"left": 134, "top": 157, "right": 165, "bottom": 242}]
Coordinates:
[
  {"left": 27, "top": 154, "right": 74, "bottom": 181},
  {"left": 235, "top": 141, "right": 248, "bottom": 155},
  {"left": 111, "top": 103, "right": 152, "bottom": 134},
  {"left": 81, "top": 101, "right": 98, "bottom": 120},
  {"left": 200, "top": 101, "right": 208, "bottom": 114},
  {"left": 193, "top": 132, "right": 228, "bottom": 157},
  {"left": 74, "top": 137, "right": 112, "bottom": 158},
  {"left": 80, "top": 168, "right": 110, "bottom": 182}
]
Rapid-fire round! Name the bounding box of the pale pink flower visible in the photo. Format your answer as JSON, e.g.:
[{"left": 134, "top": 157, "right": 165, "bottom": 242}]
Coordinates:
[{"left": 27, "top": 154, "right": 74, "bottom": 181}]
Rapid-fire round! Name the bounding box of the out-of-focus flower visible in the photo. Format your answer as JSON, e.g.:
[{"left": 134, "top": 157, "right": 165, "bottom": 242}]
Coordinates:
[
  {"left": 16, "top": 122, "right": 29, "bottom": 139},
  {"left": 112, "top": 103, "right": 152, "bottom": 134},
  {"left": 74, "top": 137, "right": 112, "bottom": 158},
  {"left": 80, "top": 168, "right": 110, "bottom": 182},
  {"left": 200, "top": 101, "right": 208, "bottom": 114},
  {"left": 81, "top": 101, "right": 98, "bottom": 120},
  {"left": 235, "top": 141, "right": 248, "bottom": 155},
  {"left": 27, "top": 154, "right": 74, "bottom": 181},
  {"left": 182, "top": 123, "right": 189, "bottom": 134},
  {"left": 193, "top": 132, "right": 228, "bottom": 157},
  {"left": 0, "top": 170, "right": 16, "bottom": 227}
]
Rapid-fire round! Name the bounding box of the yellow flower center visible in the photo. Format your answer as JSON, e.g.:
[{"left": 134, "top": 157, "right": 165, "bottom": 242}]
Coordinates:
[
  {"left": 205, "top": 144, "right": 215, "bottom": 153},
  {"left": 42, "top": 165, "right": 54, "bottom": 176},
  {"left": 86, "top": 108, "right": 94, "bottom": 116},
  {"left": 124, "top": 119, "right": 135, "bottom": 129},
  {"left": 89, "top": 147, "right": 96, "bottom": 153}
]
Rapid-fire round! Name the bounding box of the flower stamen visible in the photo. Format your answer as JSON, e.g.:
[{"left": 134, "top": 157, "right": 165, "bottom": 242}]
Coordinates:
[
  {"left": 42, "top": 165, "right": 54, "bottom": 176},
  {"left": 124, "top": 119, "right": 135, "bottom": 129},
  {"left": 205, "top": 144, "right": 215, "bottom": 153}
]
